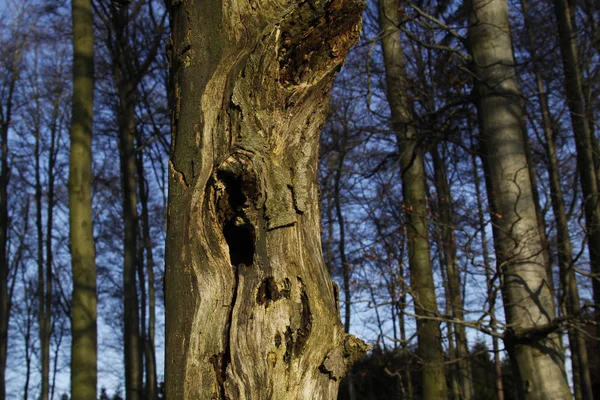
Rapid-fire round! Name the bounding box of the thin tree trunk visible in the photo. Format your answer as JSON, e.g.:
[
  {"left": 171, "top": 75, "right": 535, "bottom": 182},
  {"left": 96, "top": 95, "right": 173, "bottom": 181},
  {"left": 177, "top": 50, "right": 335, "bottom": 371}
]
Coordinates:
[
  {"left": 136, "top": 143, "right": 158, "bottom": 400},
  {"left": 107, "top": 5, "right": 157, "bottom": 395},
  {"left": 45, "top": 87, "right": 59, "bottom": 400},
  {"left": 553, "top": 0, "right": 600, "bottom": 385},
  {"left": 23, "top": 279, "right": 33, "bottom": 400},
  {"left": 471, "top": 140, "right": 504, "bottom": 400},
  {"left": 119, "top": 97, "right": 143, "bottom": 400},
  {"left": 432, "top": 145, "right": 474, "bottom": 400},
  {"left": 34, "top": 88, "right": 50, "bottom": 400},
  {"left": 379, "top": 1, "right": 448, "bottom": 398},
  {"left": 0, "top": 41, "right": 19, "bottom": 400},
  {"left": 521, "top": 0, "right": 593, "bottom": 397},
  {"left": 333, "top": 150, "right": 351, "bottom": 333},
  {"left": 439, "top": 242, "right": 461, "bottom": 400},
  {"left": 332, "top": 149, "right": 355, "bottom": 399},
  {"left": 69, "top": 0, "right": 97, "bottom": 397},
  {"left": 165, "top": 0, "right": 366, "bottom": 398},
  {"left": 467, "top": 0, "right": 571, "bottom": 397}
]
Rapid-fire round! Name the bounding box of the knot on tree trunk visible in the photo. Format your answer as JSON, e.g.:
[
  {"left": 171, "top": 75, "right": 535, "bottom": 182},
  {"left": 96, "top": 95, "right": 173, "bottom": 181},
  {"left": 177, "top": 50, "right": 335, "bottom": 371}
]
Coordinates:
[{"left": 320, "top": 334, "right": 370, "bottom": 380}]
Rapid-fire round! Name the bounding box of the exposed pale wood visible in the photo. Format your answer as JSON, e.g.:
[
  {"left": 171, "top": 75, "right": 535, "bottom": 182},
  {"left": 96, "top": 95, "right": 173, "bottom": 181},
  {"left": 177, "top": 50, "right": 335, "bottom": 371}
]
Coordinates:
[{"left": 165, "top": 0, "right": 367, "bottom": 398}]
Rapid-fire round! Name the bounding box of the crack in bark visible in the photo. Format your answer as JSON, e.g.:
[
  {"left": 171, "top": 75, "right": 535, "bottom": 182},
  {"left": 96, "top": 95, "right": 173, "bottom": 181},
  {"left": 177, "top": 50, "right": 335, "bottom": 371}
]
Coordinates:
[
  {"left": 256, "top": 277, "right": 291, "bottom": 306},
  {"left": 295, "top": 278, "right": 312, "bottom": 356}
]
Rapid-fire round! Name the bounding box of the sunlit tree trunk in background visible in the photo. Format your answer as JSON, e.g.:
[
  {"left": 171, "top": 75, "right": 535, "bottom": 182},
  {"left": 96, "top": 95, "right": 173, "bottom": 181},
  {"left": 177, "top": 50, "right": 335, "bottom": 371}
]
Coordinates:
[
  {"left": 379, "top": 1, "right": 448, "bottom": 398},
  {"left": 553, "top": 0, "right": 600, "bottom": 384},
  {"left": 467, "top": 0, "right": 571, "bottom": 397},
  {"left": 520, "top": 0, "right": 593, "bottom": 397},
  {"left": 69, "top": 0, "right": 97, "bottom": 397},
  {"left": 165, "top": 0, "right": 367, "bottom": 397}
]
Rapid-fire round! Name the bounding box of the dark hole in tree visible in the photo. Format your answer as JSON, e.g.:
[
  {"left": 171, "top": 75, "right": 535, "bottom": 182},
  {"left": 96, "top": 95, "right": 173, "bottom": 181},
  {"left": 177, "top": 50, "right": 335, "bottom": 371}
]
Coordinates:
[
  {"left": 223, "top": 220, "right": 254, "bottom": 266},
  {"left": 219, "top": 172, "right": 255, "bottom": 267}
]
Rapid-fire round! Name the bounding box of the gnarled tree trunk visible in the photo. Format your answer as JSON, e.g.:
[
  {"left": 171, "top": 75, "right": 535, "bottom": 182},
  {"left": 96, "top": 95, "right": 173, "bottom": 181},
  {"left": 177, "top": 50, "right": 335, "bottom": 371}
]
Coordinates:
[{"left": 165, "top": 0, "right": 367, "bottom": 398}]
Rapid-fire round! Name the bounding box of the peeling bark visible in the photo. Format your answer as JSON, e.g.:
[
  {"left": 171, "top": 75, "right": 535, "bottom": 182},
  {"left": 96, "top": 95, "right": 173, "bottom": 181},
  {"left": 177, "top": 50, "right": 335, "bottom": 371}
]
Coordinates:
[{"left": 165, "top": 1, "right": 367, "bottom": 398}]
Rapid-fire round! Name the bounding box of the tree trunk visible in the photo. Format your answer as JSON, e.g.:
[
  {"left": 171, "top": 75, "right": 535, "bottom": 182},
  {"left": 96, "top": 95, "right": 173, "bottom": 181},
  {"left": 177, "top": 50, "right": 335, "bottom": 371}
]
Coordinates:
[
  {"left": 432, "top": 145, "right": 474, "bottom": 400},
  {"left": 165, "top": 0, "right": 367, "bottom": 398},
  {"left": 471, "top": 139, "right": 504, "bottom": 400},
  {"left": 333, "top": 150, "right": 351, "bottom": 333},
  {"left": 69, "top": 0, "right": 97, "bottom": 397},
  {"left": 34, "top": 94, "right": 50, "bottom": 400},
  {"left": 467, "top": 0, "right": 571, "bottom": 398},
  {"left": 106, "top": 5, "right": 164, "bottom": 395},
  {"left": 118, "top": 96, "right": 143, "bottom": 400},
  {"left": 378, "top": 1, "right": 448, "bottom": 398},
  {"left": 521, "top": 0, "right": 593, "bottom": 397},
  {"left": 45, "top": 80, "right": 59, "bottom": 400},
  {"left": 136, "top": 142, "right": 158, "bottom": 400},
  {"left": 0, "top": 34, "right": 21, "bottom": 400},
  {"left": 553, "top": 0, "right": 600, "bottom": 384}
]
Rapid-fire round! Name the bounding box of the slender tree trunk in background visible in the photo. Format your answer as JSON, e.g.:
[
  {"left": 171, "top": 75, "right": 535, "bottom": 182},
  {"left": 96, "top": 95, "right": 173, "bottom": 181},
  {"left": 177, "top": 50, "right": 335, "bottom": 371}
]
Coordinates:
[
  {"left": 23, "top": 294, "right": 32, "bottom": 400},
  {"left": 0, "top": 38, "right": 20, "bottom": 400},
  {"left": 553, "top": 0, "right": 600, "bottom": 379},
  {"left": 135, "top": 228, "right": 147, "bottom": 396},
  {"left": 136, "top": 144, "right": 158, "bottom": 400},
  {"left": 398, "top": 261, "right": 413, "bottom": 400},
  {"left": 165, "top": 0, "right": 366, "bottom": 398},
  {"left": 69, "top": 0, "right": 97, "bottom": 397},
  {"left": 333, "top": 150, "right": 351, "bottom": 333},
  {"left": 333, "top": 149, "right": 355, "bottom": 399},
  {"left": 468, "top": 0, "right": 571, "bottom": 397},
  {"left": 50, "top": 323, "right": 64, "bottom": 400},
  {"left": 106, "top": 4, "right": 165, "bottom": 394},
  {"left": 110, "top": 11, "right": 142, "bottom": 396},
  {"left": 521, "top": 0, "right": 593, "bottom": 397},
  {"left": 439, "top": 247, "right": 460, "bottom": 400},
  {"left": 432, "top": 145, "right": 474, "bottom": 400},
  {"left": 34, "top": 106, "right": 51, "bottom": 400},
  {"left": 379, "top": 1, "right": 448, "bottom": 398},
  {"left": 118, "top": 95, "right": 142, "bottom": 400},
  {"left": 471, "top": 142, "right": 504, "bottom": 400},
  {"left": 45, "top": 85, "right": 59, "bottom": 400}
]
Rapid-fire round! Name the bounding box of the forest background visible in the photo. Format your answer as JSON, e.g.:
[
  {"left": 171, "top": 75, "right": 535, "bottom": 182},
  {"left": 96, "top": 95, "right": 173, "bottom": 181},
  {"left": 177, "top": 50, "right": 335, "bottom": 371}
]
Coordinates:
[{"left": 0, "top": 0, "right": 599, "bottom": 398}]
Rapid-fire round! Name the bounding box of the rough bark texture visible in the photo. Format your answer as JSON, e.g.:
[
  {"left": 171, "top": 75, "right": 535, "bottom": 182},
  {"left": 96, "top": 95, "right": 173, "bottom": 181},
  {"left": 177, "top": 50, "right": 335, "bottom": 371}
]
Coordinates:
[
  {"left": 165, "top": 0, "right": 367, "bottom": 398},
  {"left": 378, "top": 1, "right": 448, "bottom": 398},
  {"left": 467, "top": 0, "right": 571, "bottom": 398},
  {"left": 69, "top": 0, "right": 97, "bottom": 397}
]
